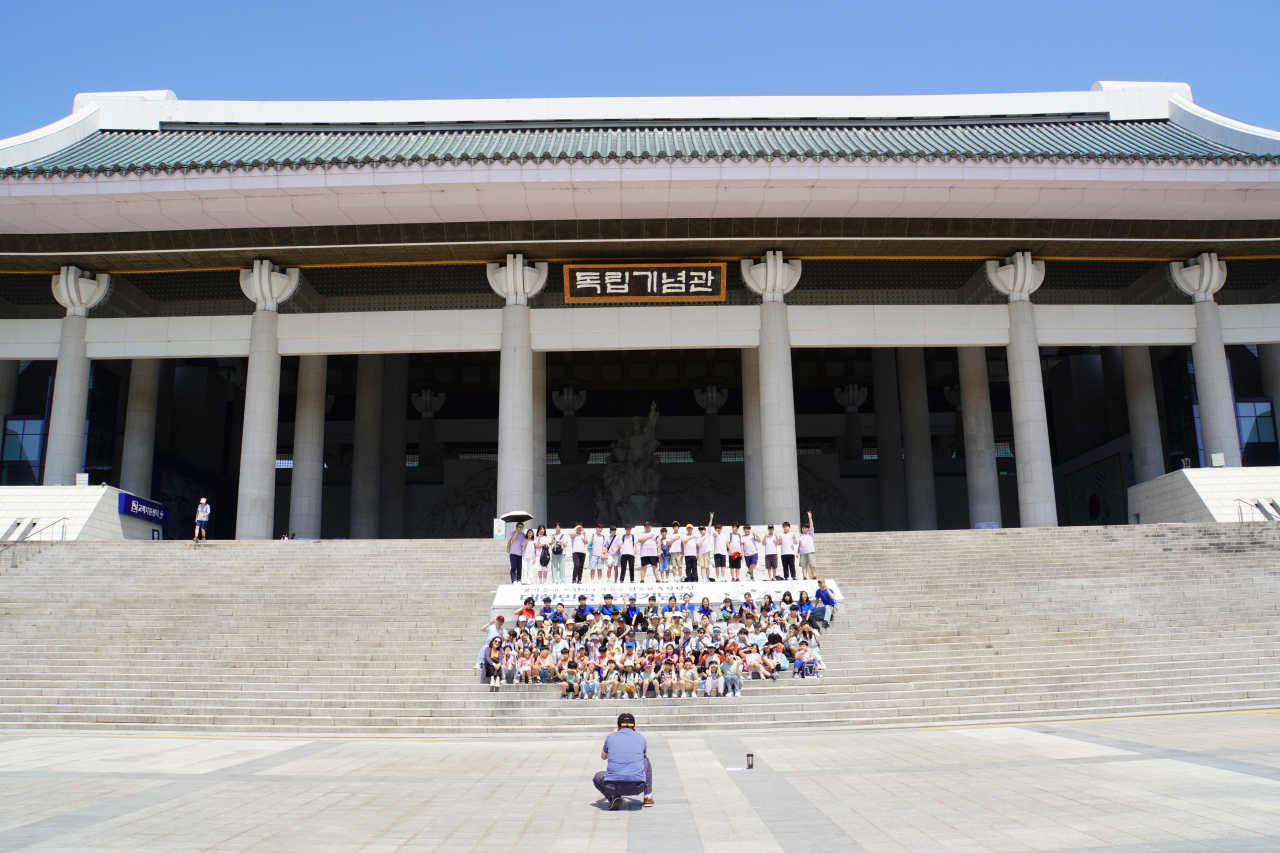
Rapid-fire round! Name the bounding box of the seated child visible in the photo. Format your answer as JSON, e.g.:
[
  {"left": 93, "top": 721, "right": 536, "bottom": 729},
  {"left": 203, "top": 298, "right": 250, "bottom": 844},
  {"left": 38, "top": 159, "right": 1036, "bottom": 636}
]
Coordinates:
[
  {"left": 559, "top": 661, "right": 580, "bottom": 698},
  {"left": 581, "top": 663, "right": 600, "bottom": 699}
]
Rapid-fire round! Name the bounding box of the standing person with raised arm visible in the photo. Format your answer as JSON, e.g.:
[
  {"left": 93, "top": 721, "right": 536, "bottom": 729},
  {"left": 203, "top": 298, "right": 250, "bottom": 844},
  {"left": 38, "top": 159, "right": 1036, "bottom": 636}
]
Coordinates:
[
  {"left": 712, "top": 521, "right": 729, "bottom": 581},
  {"left": 798, "top": 511, "right": 817, "bottom": 581}
]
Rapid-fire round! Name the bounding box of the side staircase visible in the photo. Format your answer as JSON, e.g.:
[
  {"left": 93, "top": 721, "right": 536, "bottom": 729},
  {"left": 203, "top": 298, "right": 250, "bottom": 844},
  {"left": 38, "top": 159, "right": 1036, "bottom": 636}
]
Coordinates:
[{"left": 0, "top": 524, "right": 1277, "bottom": 735}]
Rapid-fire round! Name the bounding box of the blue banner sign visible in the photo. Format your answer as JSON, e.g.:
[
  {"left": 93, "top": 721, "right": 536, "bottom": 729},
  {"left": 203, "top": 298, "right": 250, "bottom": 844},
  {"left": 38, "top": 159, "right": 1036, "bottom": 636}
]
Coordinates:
[{"left": 118, "top": 493, "right": 170, "bottom": 526}]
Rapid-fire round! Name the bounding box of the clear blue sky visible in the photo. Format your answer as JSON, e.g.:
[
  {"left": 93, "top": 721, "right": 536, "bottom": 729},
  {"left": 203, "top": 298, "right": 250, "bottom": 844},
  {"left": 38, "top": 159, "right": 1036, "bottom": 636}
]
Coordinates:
[{"left": 3, "top": 0, "right": 1277, "bottom": 140}]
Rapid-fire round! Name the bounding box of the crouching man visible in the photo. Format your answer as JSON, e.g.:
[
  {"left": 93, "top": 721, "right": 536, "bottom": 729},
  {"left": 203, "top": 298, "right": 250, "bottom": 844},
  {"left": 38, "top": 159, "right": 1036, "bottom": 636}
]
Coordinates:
[{"left": 593, "top": 712, "right": 654, "bottom": 810}]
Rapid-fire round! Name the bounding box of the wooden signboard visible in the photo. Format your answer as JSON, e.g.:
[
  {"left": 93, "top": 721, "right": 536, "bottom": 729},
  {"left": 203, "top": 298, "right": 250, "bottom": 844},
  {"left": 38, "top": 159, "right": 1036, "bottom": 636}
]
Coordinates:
[{"left": 563, "top": 262, "right": 728, "bottom": 304}]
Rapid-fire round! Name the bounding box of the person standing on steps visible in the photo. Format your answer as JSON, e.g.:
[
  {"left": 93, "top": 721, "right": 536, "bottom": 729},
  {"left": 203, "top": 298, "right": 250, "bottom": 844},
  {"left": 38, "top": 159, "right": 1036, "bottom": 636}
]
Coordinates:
[
  {"left": 778, "top": 521, "right": 798, "bottom": 581},
  {"left": 798, "top": 511, "right": 817, "bottom": 581},
  {"left": 193, "top": 498, "right": 210, "bottom": 541},
  {"left": 594, "top": 712, "right": 654, "bottom": 810},
  {"left": 507, "top": 522, "right": 527, "bottom": 584},
  {"left": 570, "top": 524, "right": 588, "bottom": 584}
]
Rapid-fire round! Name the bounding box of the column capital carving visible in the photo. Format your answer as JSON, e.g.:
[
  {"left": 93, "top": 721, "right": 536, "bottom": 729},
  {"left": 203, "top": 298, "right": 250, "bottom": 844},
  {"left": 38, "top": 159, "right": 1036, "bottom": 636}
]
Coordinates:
[
  {"left": 411, "top": 390, "right": 446, "bottom": 417},
  {"left": 834, "top": 383, "right": 868, "bottom": 412},
  {"left": 1169, "top": 252, "right": 1228, "bottom": 303},
  {"left": 694, "top": 385, "right": 729, "bottom": 414},
  {"left": 239, "top": 260, "right": 301, "bottom": 311},
  {"left": 985, "top": 252, "right": 1045, "bottom": 302},
  {"left": 51, "top": 266, "right": 111, "bottom": 317},
  {"left": 742, "top": 251, "right": 802, "bottom": 303},
  {"left": 486, "top": 253, "right": 548, "bottom": 306},
  {"left": 552, "top": 387, "right": 586, "bottom": 414}
]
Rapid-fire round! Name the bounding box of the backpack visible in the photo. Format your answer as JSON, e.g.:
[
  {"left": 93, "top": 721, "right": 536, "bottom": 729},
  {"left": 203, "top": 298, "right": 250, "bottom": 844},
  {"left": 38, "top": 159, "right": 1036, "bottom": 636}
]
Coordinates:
[
  {"left": 539, "top": 546, "right": 551, "bottom": 567},
  {"left": 660, "top": 541, "right": 670, "bottom": 557},
  {"left": 551, "top": 542, "right": 564, "bottom": 555}
]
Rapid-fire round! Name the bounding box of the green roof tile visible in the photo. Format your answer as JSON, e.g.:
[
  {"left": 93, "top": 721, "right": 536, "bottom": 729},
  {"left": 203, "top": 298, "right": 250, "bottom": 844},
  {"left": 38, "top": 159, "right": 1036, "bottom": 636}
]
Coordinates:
[{"left": 5, "top": 120, "right": 1272, "bottom": 177}]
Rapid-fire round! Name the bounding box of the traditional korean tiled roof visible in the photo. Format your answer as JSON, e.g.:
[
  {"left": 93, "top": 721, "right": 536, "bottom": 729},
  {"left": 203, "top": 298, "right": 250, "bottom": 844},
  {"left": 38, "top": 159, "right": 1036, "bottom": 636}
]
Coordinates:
[{"left": 4, "top": 119, "right": 1274, "bottom": 177}]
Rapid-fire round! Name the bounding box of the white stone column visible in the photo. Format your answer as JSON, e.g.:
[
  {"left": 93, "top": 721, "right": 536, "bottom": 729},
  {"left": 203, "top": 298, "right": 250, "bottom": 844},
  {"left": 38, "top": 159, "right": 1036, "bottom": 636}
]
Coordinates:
[
  {"left": 488, "top": 254, "right": 548, "bottom": 531},
  {"left": 741, "top": 347, "right": 764, "bottom": 525},
  {"left": 289, "top": 354, "right": 327, "bottom": 540},
  {"left": 897, "top": 347, "right": 937, "bottom": 530},
  {"left": 872, "top": 348, "right": 906, "bottom": 531},
  {"left": 235, "top": 261, "right": 301, "bottom": 540},
  {"left": 349, "top": 354, "right": 383, "bottom": 539},
  {"left": 0, "top": 360, "right": 17, "bottom": 420},
  {"left": 120, "top": 358, "right": 161, "bottom": 498},
  {"left": 1122, "top": 346, "right": 1165, "bottom": 484},
  {"left": 379, "top": 354, "right": 407, "bottom": 539},
  {"left": 1170, "top": 254, "right": 1239, "bottom": 467},
  {"left": 957, "top": 347, "right": 1001, "bottom": 528},
  {"left": 986, "top": 253, "right": 1057, "bottom": 527},
  {"left": 532, "top": 351, "right": 547, "bottom": 526},
  {"left": 742, "top": 252, "right": 803, "bottom": 524},
  {"left": 44, "top": 267, "right": 111, "bottom": 486}
]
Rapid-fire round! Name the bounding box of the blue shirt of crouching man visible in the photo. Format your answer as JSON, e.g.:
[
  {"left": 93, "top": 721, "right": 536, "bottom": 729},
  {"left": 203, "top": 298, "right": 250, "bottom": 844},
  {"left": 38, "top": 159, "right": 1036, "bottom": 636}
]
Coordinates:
[{"left": 593, "top": 712, "right": 654, "bottom": 810}]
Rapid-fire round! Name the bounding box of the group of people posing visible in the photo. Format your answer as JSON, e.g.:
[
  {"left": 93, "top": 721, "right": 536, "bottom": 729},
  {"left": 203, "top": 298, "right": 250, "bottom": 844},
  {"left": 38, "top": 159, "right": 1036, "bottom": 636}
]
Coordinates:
[
  {"left": 506, "top": 511, "right": 818, "bottom": 584},
  {"left": 476, "top": 582, "right": 838, "bottom": 699}
]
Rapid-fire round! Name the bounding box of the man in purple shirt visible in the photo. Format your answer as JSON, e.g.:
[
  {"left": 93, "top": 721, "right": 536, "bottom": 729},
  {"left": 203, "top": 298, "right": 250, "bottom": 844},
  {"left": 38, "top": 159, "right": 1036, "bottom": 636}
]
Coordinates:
[
  {"left": 594, "top": 712, "right": 654, "bottom": 809},
  {"left": 507, "top": 523, "right": 526, "bottom": 583}
]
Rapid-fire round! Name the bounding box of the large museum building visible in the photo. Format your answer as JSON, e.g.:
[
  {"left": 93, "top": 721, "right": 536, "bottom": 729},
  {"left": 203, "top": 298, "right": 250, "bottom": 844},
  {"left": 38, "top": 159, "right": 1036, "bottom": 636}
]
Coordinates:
[{"left": 1, "top": 82, "right": 1279, "bottom": 539}]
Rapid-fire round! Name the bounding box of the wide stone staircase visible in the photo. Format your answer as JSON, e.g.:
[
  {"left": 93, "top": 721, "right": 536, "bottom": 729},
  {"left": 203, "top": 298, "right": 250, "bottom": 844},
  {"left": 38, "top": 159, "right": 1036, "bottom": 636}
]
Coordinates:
[{"left": 0, "top": 524, "right": 1277, "bottom": 734}]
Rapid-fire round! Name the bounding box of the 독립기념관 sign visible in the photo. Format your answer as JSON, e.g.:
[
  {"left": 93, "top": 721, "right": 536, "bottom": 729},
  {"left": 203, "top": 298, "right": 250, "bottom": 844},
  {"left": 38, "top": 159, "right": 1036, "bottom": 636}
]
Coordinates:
[{"left": 563, "top": 263, "right": 727, "bottom": 304}]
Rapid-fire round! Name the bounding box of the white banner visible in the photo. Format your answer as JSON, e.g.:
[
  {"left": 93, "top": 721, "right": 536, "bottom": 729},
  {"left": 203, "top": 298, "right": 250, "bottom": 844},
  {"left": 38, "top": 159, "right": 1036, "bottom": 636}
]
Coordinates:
[{"left": 491, "top": 580, "right": 842, "bottom": 617}]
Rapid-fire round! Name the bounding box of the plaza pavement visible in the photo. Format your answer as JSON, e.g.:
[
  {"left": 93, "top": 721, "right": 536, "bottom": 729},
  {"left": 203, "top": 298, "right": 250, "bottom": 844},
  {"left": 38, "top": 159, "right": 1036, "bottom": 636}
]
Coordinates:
[{"left": 0, "top": 712, "right": 1277, "bottom": 852}]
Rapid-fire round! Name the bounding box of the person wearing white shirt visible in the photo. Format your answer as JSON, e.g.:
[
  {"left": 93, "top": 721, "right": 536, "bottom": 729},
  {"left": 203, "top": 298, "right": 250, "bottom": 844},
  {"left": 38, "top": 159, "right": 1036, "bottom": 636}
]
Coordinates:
[
  {"left": 570, "top": 525, "right": 589, "bottom": 584},
  {"left": 798, "top": 511, "right": 817, "bottom": 580},
  {"left": 727, "top": 525, "right": 744, "bottom": 582},
  {"left": 712, "top": 523, "right": 729, "bottom": 582},
  {"left": 779, "top": 521, "right": 799, "bottom": 581},
  {"left": 636, "top": 523, "right": 660, "bottom": 583},
  {"left": 762, "top": 524, "right": 780, "bottom": 579},
  {"left": 741, "top": 525, "right": 761, "bottom": 581},
  {"left": 617, "top": 528, "right": 637, "bottom": 583},
  {"left": 522, "top": 526, "right": 540, "bottom": 585},
  {"left": 680, "top": 523, "right": 699, "bottom": 583},
  {"left": 590, "top": 526, "right": 607, "bottom": 582},
  {"left": 696, "top": 521, "right": 715, "bottom": 582},
  {"left": 665, "top": 527, "right": 686, "bottom": 581},
  {"left": 603, "top": 527, "right": 619, "bottom": 583}
]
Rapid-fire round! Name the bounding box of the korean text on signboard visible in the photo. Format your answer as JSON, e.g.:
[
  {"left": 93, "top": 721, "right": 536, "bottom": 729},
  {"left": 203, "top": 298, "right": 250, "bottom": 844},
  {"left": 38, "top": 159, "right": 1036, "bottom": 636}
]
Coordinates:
[
  {"left": 118, "top": 492, "right": 170, "bottom": 526},
  {"left": 563, "top": 263, "right": 727, "bottom": 304}
]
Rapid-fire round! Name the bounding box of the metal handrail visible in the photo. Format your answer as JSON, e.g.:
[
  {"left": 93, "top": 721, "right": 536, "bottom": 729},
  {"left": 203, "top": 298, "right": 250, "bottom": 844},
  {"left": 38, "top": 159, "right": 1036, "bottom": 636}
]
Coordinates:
[{"left": 1, "top": 517, "right": 69, "bottom": 570}]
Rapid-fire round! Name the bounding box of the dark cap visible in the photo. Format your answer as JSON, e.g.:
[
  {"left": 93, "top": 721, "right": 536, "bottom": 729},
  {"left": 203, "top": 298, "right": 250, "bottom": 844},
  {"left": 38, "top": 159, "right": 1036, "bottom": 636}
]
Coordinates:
[{"left": 618, "top": 712, "right": 636, "bottom": 728}]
